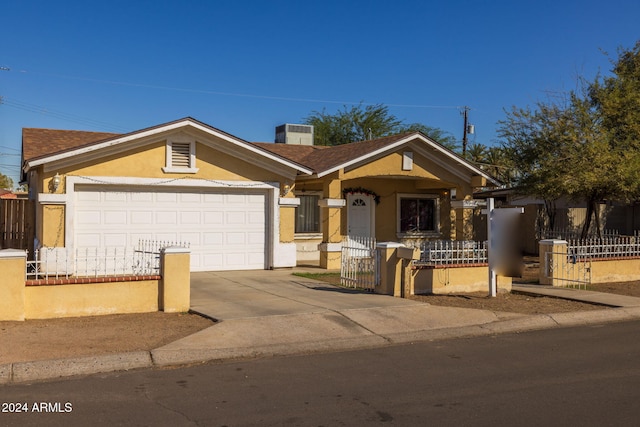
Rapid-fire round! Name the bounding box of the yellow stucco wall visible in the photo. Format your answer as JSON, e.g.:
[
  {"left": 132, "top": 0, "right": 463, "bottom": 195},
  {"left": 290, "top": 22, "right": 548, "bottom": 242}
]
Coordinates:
[
  {"left": 41, "top": 205, "right": 65, "bottom": 247},
  {"left": 50, "top": 140, "right": 288, "bottom": 183},
  {"left": 24, "top": 280, "right": 159, "bottom": 319},
  {"left": 0, "top": 252, "right": 26, "bottom": 321},
  {"left": 587, "top": 259, "right": 640, "bottom": 284},
  {"left": 413, "top": 266, "right": 512, "bottom": 295},
  {"left": 161, "top": 250, "right": 191, "bottom": 312},
  {"left": 279, "top": 205, "right": 296, "bottom": 242},
  {"left": 341, "top": 177, "right": 450, "bottom": 242}
]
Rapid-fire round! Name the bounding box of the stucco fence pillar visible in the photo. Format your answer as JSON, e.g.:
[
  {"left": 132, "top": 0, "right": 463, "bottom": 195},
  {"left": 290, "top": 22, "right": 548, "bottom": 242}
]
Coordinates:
[
  {"left": 0, "top": 249, "right": 27, "bottom": 321},
  {"left": 160, "top": 247, "right": 191, "bottom": 313},
  {"left": 539, "top": 239, "right": 568, "bottom": 286}
]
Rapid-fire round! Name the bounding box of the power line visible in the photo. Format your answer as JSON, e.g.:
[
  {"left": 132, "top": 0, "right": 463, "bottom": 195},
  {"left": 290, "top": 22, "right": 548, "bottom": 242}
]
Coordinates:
[
  {"left": 0, "top": 97, "right": 130, "bottom": 132},
  {"left": 10, "top": 68, "right": 463, "bottom": 110}
]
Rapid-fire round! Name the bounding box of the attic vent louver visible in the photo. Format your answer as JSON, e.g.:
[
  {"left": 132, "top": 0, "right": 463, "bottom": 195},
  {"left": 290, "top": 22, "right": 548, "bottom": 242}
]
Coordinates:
[{"left": 171, "top": 142, "right": 191, "bottom": 167}]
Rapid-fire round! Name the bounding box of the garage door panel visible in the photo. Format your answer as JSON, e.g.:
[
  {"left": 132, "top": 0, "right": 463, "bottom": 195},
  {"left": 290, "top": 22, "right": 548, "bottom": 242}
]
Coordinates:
[
  {"left": 131, "top": 193, "right": 153, "bottom": 202},
  {"left": 204, "top": 212, "right": 223, "bottom": 224},
  {"left": 156, "top": 211, "right": 178, "bottom": 224},
  {"left": 75, "top": 187, "right": 267, "bottom": 271},
  {"left": 104, "top": 234, "right": 127, "bottom": 247},
  {"left": 180, "top": 211, "right": 201, "bottom": 224},
  {"left": 226, "top": 212, "right": 246, "bottom": 224},
  {"left": 180, "top": 193, "right": 201, "bottom": 203},
  {"left": 204, "top": 232, "right": 223, "bottom": 245},
  {"left": 131, "top": 211, "right": 152, "bottom": 224},
  {"left": 105, "top": 211, "right": 127, "bottom": 225}
]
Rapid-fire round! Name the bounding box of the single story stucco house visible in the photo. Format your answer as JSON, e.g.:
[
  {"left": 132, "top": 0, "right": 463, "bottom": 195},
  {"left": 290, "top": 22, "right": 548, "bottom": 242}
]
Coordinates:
[{"left": 21, "top": 117, "right": 499, "bottom": 271}]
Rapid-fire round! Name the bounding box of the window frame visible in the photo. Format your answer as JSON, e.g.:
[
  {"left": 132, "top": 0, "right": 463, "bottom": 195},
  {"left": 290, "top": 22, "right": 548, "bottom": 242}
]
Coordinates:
[
  {"left": 396, "top": 193, "right": 440, "bottom": 237},
  {"left": 162, "top": 137, "right": 199, "bottom": 173},
  {"left": 294, "top": 192, "right": 322, "bottom": 235}
]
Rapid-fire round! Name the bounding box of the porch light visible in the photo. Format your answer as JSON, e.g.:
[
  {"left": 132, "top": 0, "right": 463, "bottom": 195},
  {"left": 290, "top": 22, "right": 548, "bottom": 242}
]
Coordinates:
[
  {"left": 52, "top": 173, "right": 61, "bottom": 192},
  {"left": 282, "top": 184, "right": 291, "bottom": 196}
]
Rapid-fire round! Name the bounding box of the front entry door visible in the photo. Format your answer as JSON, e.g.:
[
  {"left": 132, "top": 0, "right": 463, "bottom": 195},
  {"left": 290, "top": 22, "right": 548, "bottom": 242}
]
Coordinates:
[{"left": 347, "top": 193, "right": 374, "bottom": 238}]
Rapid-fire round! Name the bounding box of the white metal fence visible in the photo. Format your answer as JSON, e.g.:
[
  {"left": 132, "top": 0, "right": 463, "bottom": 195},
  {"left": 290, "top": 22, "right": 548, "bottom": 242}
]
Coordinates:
[
  {"left": 417, "top": 240, "right": 488, "bottom": 265},
  {"left": 340, "top": 235, "right": 378, "bottom": 291},
  {"left": 26, "top": 240, "right": 190, "bottom": 280},
  {"left": 568, "top": 236, "right": 640, "bottom": 259},
  {"left": 538, "top": 228, "right": 619, "bottom": 241}
]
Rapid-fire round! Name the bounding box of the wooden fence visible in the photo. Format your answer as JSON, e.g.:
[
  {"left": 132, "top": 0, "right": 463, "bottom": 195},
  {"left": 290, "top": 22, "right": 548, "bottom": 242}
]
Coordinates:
[{"left": 0, "top": 199, "right": 35, "bottom": 253}]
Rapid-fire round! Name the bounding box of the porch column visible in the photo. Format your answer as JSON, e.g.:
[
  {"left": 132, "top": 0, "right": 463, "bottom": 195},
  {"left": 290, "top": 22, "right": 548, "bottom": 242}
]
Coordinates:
[
  {"left": 451, "top": 187, "right": 475, "bottom": 241},
  {"left": 318, "top": 172, "right": 345, "bottom": 269}
]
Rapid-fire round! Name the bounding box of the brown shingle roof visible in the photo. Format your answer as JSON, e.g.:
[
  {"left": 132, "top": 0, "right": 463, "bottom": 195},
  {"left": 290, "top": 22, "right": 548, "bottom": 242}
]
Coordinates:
[
  {"left": 252, "top": 132, "right": 416, "bottom": 173},
  {"left": 22, "top": 128, "right": 122, "bottom": 163}
]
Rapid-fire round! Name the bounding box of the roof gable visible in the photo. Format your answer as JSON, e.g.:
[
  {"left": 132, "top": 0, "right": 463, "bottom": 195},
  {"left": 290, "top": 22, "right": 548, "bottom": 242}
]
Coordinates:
[
  {"left": 254, "top": 133, "right": 501, "bottom": 186},
  {"left": 22, "top": 118, "right": 313, "bottom": 176}
]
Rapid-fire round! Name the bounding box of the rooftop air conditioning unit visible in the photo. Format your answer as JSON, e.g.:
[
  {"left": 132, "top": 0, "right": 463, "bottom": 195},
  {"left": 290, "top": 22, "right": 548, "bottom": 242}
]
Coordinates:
[{"left": 275, "top": 124, "right": 314, "bottom": 145}]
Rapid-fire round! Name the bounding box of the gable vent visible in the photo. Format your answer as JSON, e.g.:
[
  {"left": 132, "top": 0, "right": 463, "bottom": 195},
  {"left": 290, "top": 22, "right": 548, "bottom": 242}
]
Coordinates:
[{"left": 171, "top": 142, "right": 191, "bottom": 167}]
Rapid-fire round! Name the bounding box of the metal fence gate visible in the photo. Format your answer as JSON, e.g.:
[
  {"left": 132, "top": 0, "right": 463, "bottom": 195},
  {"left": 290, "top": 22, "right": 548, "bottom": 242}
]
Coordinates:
[
  {"left": 544, "top": 251, "right": 592, "bottom": 289},
  {"left": 340, "top": 235, "right": 378, "bottom": 291}
]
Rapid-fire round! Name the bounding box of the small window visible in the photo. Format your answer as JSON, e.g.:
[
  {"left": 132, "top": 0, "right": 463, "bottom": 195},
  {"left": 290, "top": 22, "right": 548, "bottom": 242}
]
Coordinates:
[
  {"left": 163, "top": 138, "right": 199, "bottom": 173},
  {"left": 295, "top": 194, "right": 320, "bottom": 233},
  {"left": 398, "top": 194, "right": 438, "bottom": 234}
]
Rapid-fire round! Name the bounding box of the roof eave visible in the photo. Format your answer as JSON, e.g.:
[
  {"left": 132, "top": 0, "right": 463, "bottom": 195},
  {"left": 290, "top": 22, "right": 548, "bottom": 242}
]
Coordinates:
[{"left": 24, "top": 118, "right": 314, "bottom": 176}]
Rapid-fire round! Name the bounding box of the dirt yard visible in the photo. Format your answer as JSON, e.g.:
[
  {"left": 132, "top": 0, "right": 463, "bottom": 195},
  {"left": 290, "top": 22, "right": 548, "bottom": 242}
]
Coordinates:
[{"left": 2, "top": 265, "right": 640, "bottom": 364}]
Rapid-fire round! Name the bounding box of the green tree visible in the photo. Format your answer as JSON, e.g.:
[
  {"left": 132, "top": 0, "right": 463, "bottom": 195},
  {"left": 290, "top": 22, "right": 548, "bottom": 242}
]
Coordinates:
[
  {"left": 464, "top": 142, "right": 488, "bottom": 164},
  {"left": 499, "top": 87, "right": 639, "bottom": 238},
  {"left": 397, "top": 123, "right": 459, "bottom": 151},
  {"left": 0, "top": 172, "right": 13, "bottom": 190},
  {"left": 303, "top": 103, "right": 456, "bottom": 149}
]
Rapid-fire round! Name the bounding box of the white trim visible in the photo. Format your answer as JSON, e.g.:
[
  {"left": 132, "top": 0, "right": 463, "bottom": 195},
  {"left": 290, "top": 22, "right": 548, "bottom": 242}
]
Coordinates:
[
  {"left": 37, "top": 193, "right": 67, "bottom": 205},
  {"left": 26, "top": 118, "right": 314, "bottom": 176},
  {"left": 0, "top": 249, "right": 27, "bottom": 258},
  {"left": 61, "top": 175, "right": 281, "bottom": 270},
  {"left": 163, "top": 135, "right": 199, "bottom": 173},
  {"left": 162, "top": 247, "right": 191, "bottom": 254},
  {"left": 376, "top": 242, "right": 404, "bottom": 249},
  {"left": 279, "top": 197, "right": 301, "bottom": 206},
  {"left": 318, "top": 242, "right": 342, "bottom": 252},
  {"left": 402, "top": 151, "right": 413, "bottom": 171},
  {"left": 451, "top": 199, "right": 487, "bottom": 209},
  {"left": 318, "top": 198, "right": 346, "bottom": 208}
]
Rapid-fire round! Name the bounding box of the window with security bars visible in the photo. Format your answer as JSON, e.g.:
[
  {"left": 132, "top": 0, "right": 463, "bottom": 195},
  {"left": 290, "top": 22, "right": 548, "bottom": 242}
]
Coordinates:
[{"left": 399, "top": 196, "right": 437, "bottom": 233}]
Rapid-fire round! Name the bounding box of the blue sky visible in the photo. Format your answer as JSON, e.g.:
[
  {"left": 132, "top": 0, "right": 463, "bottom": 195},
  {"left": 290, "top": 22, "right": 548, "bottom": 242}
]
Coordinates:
[{"left": 1, "top": 0, "right": 639, "bottom": 186}]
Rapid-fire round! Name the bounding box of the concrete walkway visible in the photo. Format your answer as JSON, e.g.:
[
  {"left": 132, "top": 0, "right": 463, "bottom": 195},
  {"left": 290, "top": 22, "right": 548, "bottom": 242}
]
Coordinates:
[{"left": 4, "top": 271, "right": 640, "bottom": 384}]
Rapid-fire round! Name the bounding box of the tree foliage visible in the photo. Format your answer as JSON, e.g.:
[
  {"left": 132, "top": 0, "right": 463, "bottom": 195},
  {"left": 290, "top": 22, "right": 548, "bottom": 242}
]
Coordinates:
[
  {"left": 303, "top": 103, "right": 457, "bottom": 150},
  {"left": 498, "top": 40, "right": 640, "bottom": 237},
  {"left": 0, "top": 172, "right": 13, "bottom": 190}
]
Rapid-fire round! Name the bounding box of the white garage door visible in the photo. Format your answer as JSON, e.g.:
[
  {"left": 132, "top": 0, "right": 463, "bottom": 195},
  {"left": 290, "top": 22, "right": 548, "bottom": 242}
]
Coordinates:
[{"left": 73, "top": 186, "right": 267, "bottom": 271}]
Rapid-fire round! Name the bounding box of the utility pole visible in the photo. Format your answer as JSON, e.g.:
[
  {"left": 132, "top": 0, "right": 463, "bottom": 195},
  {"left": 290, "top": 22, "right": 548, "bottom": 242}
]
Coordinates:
[{"left": 461, "top": 106, "right": 470, "bottom": 157}]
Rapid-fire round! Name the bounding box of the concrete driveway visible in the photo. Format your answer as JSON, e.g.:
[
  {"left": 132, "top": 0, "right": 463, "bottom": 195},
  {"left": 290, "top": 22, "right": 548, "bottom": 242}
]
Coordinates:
[{"left": 190, "top": 269, "right": 419, "bottom": 320}]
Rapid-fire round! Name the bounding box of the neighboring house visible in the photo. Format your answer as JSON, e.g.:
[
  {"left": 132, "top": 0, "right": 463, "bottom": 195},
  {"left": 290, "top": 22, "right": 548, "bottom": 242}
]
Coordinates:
[
  {"left": 21, "top": 117, "right": 499, "bottom": 271},
  {"left": 0, "top": 189, "right": 18, "bottom": 199}
]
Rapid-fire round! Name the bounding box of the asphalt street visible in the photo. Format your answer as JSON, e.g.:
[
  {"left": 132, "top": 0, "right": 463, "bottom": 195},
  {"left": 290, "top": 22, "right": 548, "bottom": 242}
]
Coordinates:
[{"left": 2, "top": 320, "right": 640, "bottom": 426}]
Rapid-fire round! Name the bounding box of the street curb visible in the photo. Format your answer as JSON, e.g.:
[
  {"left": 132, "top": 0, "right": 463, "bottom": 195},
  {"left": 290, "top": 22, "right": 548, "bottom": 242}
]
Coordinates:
[
  {"left": 2, "top": 351, "right": 152, "bottom": 384},
  {"left": 4, "top": 308, "right": 640, "bottom": 385}
]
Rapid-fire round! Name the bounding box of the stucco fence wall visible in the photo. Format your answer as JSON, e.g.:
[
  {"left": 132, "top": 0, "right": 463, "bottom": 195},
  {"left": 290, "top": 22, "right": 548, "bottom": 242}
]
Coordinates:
[
  {"left": 0, "top": 248, "right": 190, "bottom": 321},
  {"left": 375, "top": 244, "right": 512, "bottom": 296},
  {"left": 539, "top": 239, "right": 640, "bottom": 286}
]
